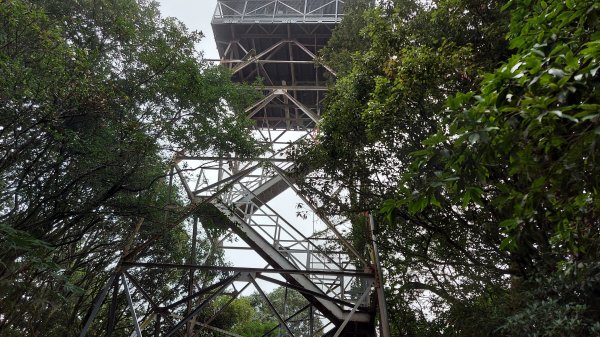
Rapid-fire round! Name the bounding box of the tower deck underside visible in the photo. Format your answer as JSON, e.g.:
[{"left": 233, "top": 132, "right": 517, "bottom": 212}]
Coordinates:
[{"left": 213, "top": 14, "right": 337, "bottom": 130}]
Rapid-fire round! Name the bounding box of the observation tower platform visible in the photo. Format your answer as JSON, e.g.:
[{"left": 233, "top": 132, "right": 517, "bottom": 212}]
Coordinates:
[{"left": 212, "top": 0, "right": 341, "bottom": 131}]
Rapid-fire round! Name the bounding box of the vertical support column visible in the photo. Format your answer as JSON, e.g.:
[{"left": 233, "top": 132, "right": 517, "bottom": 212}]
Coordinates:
[
  {"left": 309, "top": 305, "right": 315, "bottom": 336},
  {"left": 122, "top": 274, "right": 143, "bottom": 337},
  {"left": 106, "top": 276, "right": 120, "bottom": 337},
  {"left": 79, "top": 274, "right": 117, "bottom": 337},
  {"left": 154, "top": 314, "right": 161, "bottom": 337},
  {"left": 369, "top": 214, "right": 391, "bottom": 337},
  {"left": 186, "top": 216, "right": 199, "bottom": 336}
]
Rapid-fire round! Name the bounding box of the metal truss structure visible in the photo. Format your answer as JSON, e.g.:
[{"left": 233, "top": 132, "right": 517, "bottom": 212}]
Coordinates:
[
  {"left": 213, "top": 0, "right": 344, "bottom": 24},
  {"left": 79, "top": 1, "right": 389, "bottom": 336}
]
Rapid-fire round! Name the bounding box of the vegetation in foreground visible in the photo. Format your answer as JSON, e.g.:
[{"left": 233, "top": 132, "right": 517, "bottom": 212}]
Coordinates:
[
  {"left": 294, "top": 0, "right": 599, "bottom": 335},
  {"left": 0, "top": 0, "right": 598, "bottom": 336}
]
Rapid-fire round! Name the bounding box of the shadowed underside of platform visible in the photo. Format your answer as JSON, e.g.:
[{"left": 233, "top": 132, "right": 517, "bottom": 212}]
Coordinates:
[{"left": 212, "top": 1, "right": 341, "bottom": 131}]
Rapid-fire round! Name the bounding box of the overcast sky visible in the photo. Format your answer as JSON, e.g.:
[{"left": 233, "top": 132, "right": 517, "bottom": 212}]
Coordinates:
[{"left": 157, "top": 0, "right": 220, "bottom": 59}]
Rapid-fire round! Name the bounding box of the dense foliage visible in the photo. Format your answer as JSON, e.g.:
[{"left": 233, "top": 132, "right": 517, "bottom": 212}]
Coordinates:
[
  {"left": 294, "top": 0, "right": 599, "bottom": 336},
  {"left": 2, "top": 0, "right": 598, "bottom": 335},
  {"left": 401, "top": 0, "right": 600, "bottom": 335},
  {"left": 243, "top": 287, "right": 323, "bottom": 337},
  {"left": 0, "top": 0, "right": 259, "bottom": 335},
  {"left": 174, "top": 286, "right": 321, "bottom": 337}
]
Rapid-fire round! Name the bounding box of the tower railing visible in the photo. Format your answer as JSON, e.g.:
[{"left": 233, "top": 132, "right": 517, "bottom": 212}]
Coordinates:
[{"left": 213, "top": 0, "right": 344, "bottom": 23}]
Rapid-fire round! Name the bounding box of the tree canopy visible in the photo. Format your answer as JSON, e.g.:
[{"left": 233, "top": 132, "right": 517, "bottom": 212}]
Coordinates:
[
  {"left": 1, "top": 0, "right": 598, "bottom": 336},
  {"left": 294, "top": 0, "right": 599, "bottom": 335},
  {"left": 0, "top": 0, "right": 259, "bottom": 335}
]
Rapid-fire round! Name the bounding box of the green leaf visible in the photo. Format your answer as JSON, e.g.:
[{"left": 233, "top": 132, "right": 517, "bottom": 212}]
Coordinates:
[
  {"left": 462, "top": 191, "right": 472, "bottom": 208},
  {"left": 380, "top": 199, "right": 401, "bottom": 222},
  {"left": 468, "top": 133, "right": 480, "bottom": 144},
  {"left": 548, "top": 68, "right": 566, "bottom": 78},
  {"left": 531, "top": 48, "right": 545, "bottom": 57},
  {"left": 500, "top": 218, "right": 519, "bottom": 230},
  {"left": 550, "top": 110, "right": 578, "bottom": 122},
  {"left": 408, "top": 196, "right": 430, "bottom": 214},
  {"left": 531, "top": 176, "right": 546, "bottom": 190},
  {"left": 565, "top": 0, "right": 574, "bottom": 9},
  {"left": 500, "top": 237, "right": 517, "bottom": 251},
  {"left": 430, "top": 195, "right": 441, "bottom": 208}
]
